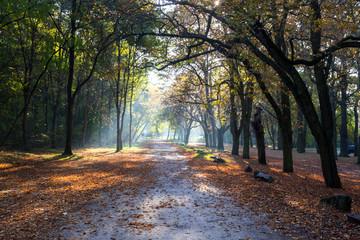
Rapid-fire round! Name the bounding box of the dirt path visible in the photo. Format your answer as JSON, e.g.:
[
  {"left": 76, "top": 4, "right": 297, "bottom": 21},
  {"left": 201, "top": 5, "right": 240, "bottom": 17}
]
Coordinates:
[{"left": 55, "top": 141, "right": 288, "bottom": 240}]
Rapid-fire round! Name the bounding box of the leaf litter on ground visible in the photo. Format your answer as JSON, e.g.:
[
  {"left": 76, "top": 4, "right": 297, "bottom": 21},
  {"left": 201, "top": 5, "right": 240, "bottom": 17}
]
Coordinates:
[{"left": 181, "top": 144, "right": 360, "bottom": 239}]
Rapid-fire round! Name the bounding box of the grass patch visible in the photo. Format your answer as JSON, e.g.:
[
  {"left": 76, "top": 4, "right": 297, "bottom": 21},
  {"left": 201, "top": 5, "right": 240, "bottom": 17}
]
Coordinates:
[
  {"left": 58, "top": 154, "right": 83, "bottom": 161},
  {"left": 195, "top": 153, "right": 212, "bottom": 160},
  {"left": 178, "top": 145, "right": 193, "bottom": 151}
]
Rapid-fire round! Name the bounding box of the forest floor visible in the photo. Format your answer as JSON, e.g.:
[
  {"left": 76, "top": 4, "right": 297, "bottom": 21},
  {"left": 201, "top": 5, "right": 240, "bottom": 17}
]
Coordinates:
[{"left": 0, "top": 140, "right": 359, "bottom": 239}]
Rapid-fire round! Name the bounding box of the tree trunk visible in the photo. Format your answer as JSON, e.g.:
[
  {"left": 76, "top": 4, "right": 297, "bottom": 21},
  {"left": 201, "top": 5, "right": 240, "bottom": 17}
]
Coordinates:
[
  {"left": 208, "top": 127, "right": 213, "bottom": 147},
  {"left": 242, "top": 102, "right": 252, "bottom": 159},
  {"left": 339, "top": 74, "right": 349, "bottom": 157},
  {"left": 63, "top": 97, "right": 75, "bottom": 155},
  {"left": 309, "top": 1, "right": 340, "bottom": 187},
  {"left": 354, "top": 101, "right": 359, "bottom": 156},
  {"left": 167, "top": 126, "right": 170, "bottom": 140},
  {"left": 217, "top": 126, "right": 225, "bottom": 151},
  {"left": 330, "top": 93, "right": 337, "bottom": 159},
  {"left": 277, "top": 123, "right": 283, "bottom": 150},
  {"left": 81, "top": 98, "right": 89, "bottom": 147},
  {"left": 115, "top": 42, "right": 123, "bottom": 152},
  {"left": 22, "top": 98, "right": 29, "bottom": 151},
  {"left": 246, "top": 0, "right": 341, "bottom": 187},
  {"left": 184, "top": 125, "right": 192, "bottom": 145},
  {"left": 51, "top": 88, "right": 61, "bottom": 149},
  {"left": 297, "top": 108, "right": 306, "bottom": 153},
  {"left": 116, "top": 109, "right": 122, "bottom": 151},
  {"left": 229, "top": 73, "right": 241, "bottom": 155},
  {"left": 281, "top": 125, "right": 293, "bottom": 172},
  {"left": 280, "top": 92, "right": 293, "bottom": 172},
  {"left": 129, "top": 77, "right": 134, "bottom": 148},
  {"left": 312, "top": 64, "right": 341, "bottom": 187},
  {"left": 98, "top": 84, "right": 104, "bottom": 147},
  {"left": 44, "top": 77, "right": 49, "bottom": 134},
  {"left": 270, "top": 125, "right": 276, "bottom": 150},
  {"left": 252, "top": 108, "right": 266, "bottom": 164},
  {"left": 247, "top": 62, "right": 293, "bottom": 171},
  {"left": 239, "top": 131, "right": 243, "bottom": 146},
  {"left": 106, "top": 89, "right": 112, "bottom": 146},
  {"left": 357, "top": 135, "right": 360, "bottom": 164},
  {"left": 203, "top": 125, "right": 210, "bottom": 147},
  {"left": 63, "top": 0, "right": 77, "bottom": 155},
  {"left": 135, "top": 123, "right": 148, "bottom": 142}
]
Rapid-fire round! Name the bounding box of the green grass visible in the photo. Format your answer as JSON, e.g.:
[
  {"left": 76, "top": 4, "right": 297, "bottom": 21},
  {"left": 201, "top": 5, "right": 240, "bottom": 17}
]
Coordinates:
[{"left": 195, "top": 153, "right": 213, "bottom": 160}]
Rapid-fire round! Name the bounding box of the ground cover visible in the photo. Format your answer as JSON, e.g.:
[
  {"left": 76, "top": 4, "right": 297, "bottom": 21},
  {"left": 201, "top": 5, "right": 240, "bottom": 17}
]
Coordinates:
[
  {"left": 0, "top": 146, "right": 156, "bottom": 239},
  {"left": 1, "top": 142, "right": 360, "bottom": 239},
  {"left": 184, "top": 144, "right": 360, "bottom": 239}
]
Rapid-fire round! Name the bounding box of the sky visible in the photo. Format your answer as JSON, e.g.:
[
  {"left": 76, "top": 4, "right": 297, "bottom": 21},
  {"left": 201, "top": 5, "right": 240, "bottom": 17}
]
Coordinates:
[{"left": 148, "top": 70, "right": 174, "bottom": 90}]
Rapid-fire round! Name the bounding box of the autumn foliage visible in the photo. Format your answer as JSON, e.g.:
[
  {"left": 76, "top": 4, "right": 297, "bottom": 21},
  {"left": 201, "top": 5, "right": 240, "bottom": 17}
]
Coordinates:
[
  {"left": 0, "top": 147, "right": 156, "bottom": 239},
  {"left": 1, "top": 143, "right": 360, "bottom": 239},
  {"left": 183, "top": 145, "right": 360, "bottom": 239}
]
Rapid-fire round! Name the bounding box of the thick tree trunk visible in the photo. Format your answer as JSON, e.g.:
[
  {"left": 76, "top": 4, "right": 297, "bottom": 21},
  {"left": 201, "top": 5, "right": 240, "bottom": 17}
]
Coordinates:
[
  {"left": 63, "top": 97, "right": 75, "bottom": 155},
  {"left": 178, "top": 127, "right": 184, "bottom": 142},
  {"left": 63, "top": 0, "right": 77, "bottom": 155},
  {"left": 317, "top": 132, "right": 342, "bottom": 186},
  {"left": 201, "top": 124, "right": 210, "bottom": 147},
  {"left": 248, "top": 63, "right": 293, "bottom": 172},
  {"left": 281, "top": 126, "right": 293, "bottom": 172},
  {"left": 280, "top": 91, "right": 293, "bottom": 172},
  {"left": 211, "top": 126, "right": 217, "bottom": 148},
  {"left": 208, "top": 129, "right": 213, "bottom": 148},
  {"left": 247, "top": 0, "right": 341, "bottom": 187},
  {"left": 243, "top": 90, "right": 253, "bottom": 158},
  {"left": 231, "top": 131, "right": 240, "bottom": 155},
  {"left": 252, "top": 108, "right": 266, "bottom": 164},
  {"left": 243, "top": 121, "right": 250, "bottom": 158},
  {"left": 217, "top": 126, "right": 225, "bottom": 151},
  {"left": 311, "top": 65, "right": 341, "bottom": 187},
  {"left": 309, "top": 1, "right": 340, "bottom": 187},
  {"left": 241, "top": 82, "right": 253, "bottom": 158},
  {"left": 184, "top": 126, "right": 191, "bottom": 145}
]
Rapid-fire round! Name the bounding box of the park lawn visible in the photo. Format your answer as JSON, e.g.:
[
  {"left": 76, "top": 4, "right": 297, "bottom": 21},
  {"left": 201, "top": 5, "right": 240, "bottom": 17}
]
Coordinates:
[{"left": 183, "top": 145, "right": 360, "bottom": 239}]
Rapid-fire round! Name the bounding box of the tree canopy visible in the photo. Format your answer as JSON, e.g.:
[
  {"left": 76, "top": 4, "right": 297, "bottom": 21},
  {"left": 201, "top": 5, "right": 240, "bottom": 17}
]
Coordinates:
[{"left": 1, "top": 0, "right": 360, "bottom": 188}]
